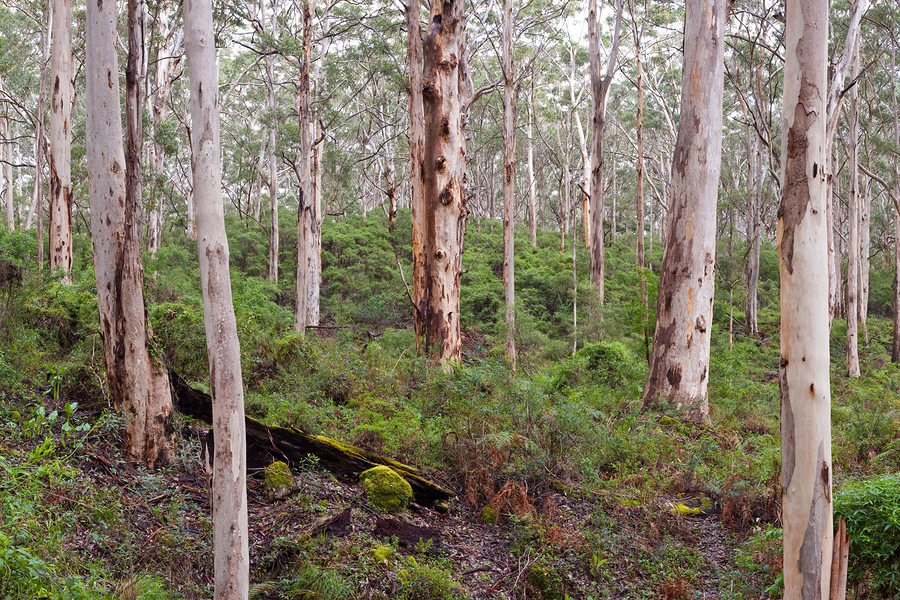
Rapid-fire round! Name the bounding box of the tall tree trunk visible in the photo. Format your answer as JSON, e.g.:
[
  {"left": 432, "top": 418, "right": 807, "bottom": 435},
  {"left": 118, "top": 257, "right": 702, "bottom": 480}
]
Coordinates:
[
  {"left": 779, "top": 0, "right": 834, "bottom": 595},
  {"left": 266, "top": 46, "right": 278, "bottom": 283},
  {"left": 406, "top": 0, "right": 427, "bottom": 352},
  {"left": 419, "top": 0, "right": 467, "bottom": 362},
  {"left": 611, "top": 153, "right": 616, "bottom": 243},
  {"left": 893, "top": 33, "right": 900, "bottom": 364},
  {"left": 49, "top": 0, "right": 73, "bottom": 281},
  {"left": 846, "top": 42, "right": 860, "bottom": 378},
  {"left": 588, "top": 0, "right": 623, "bottom": 303},
  {"left": 502, "top": 0, "right": 515, "bottom": 368},
  {"left": 86, "top": 0, "right": 173, "bottom": 470},
  {"left": 641, "top": 0, "right": 725, "bottom": 423},
  {"left": 295, "top": 0, "right": 319, "bottom": 332},
  {"left": 527, "top": 97, "right": 537, "bottom": 247},
  {"left": 35, "top": 3, "right": 49, "bottom": 266},
  {"left": 634, "top": 21, "right": 645, "bottom": 269},
  {"left": 1, "top": 101, "right": 12, "bottom": 230},
  {"left": 858, "top": 176, "right": 869, "bottom": 344},
  {"left": 147, "top": 14, "right": 183, "bottom": 255},
  {"left": 184, "top": 0, "right": 249, "bottom": 593}
]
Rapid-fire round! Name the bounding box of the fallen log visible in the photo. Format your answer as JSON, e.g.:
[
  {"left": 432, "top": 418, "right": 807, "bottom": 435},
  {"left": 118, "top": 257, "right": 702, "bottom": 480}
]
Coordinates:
[{"left": 170, "top": 372, "right": 452, "bottom": 509}]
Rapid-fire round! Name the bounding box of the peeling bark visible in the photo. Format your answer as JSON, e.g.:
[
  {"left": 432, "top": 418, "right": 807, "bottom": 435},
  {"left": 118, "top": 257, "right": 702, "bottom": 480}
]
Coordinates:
[
  {"left": 779, "top": 0, "right": 834, "bottom": 595},
  {"left": 49, "top": 0, "right": 73, "bottom": 281},
  {"left": 642, "top": 0, "right": 725, "bottom": 423}
]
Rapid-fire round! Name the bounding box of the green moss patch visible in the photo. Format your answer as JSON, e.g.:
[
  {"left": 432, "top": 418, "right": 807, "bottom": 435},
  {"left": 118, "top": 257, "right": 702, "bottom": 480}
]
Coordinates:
[{"left": 360, "top": 465, "right": 413, "bottom": 512}]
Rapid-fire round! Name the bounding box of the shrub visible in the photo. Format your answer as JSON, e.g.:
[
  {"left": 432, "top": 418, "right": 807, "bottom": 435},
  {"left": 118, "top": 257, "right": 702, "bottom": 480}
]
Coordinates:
[{"left": 834, "top": 473, "right": 900, "bottom": 597}]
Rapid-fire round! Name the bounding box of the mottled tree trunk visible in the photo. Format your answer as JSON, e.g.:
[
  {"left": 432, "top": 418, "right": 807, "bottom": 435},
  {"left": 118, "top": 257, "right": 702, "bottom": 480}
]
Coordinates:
[
  {"left": 779, "top": 0, "right": 834, "bottom": 595},
  {"left": 2, "top": 104, "right": 12, "bottom": 230},
  {"left": 34, "top": 6, "right": 48, "bottom": 266},
  {"left": 184, "top": 0, "right": 250, "bottom": 593},
  {"left": 86, "top": 0, "right": 173, "bottom": 469},
  {"left": 745, "top": 132, "right": 764, "bottom": 335},
  {"left": 588, "top": 0, "right": 623, "bottom": 303},
  {"left": 49, "top": 0, "right": 73, "bottom": 280},
  {"left": 406, "top": 0, "right": 427, "bottom": 352},
  {"left": 641, "top": 0, "right": 725, "bottom": 423},
  {"left": 266, "top": 47, "right": 278, "bottom": 283},
  {"left": 502, "top": 0, "right": 515, "bottom": 368},
  {"left": 858, "top": 176, "right": 870, "bottom": 344},
  {"left": 634, "top": 28, "right": 645, "bottom": 268},
  {"left": 419, "top": 0, "right": 468, "bottom": 362},
  {"left": 295, "top": 0, "right": 319, "bottom": 331},
  {"left": 893, "top": 37, "right": 900, "bottom": 364},
  {"left": 846, "top": 44, "right": 860, "bottom": 378},
  {"left": 527, "top": 99, "right": 537, "bottom": 247}
]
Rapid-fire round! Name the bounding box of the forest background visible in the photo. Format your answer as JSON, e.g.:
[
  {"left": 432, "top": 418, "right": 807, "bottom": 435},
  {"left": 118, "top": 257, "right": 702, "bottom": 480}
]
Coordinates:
[{"left": 0, "top": 0, "right": 900, "bottom": 597}]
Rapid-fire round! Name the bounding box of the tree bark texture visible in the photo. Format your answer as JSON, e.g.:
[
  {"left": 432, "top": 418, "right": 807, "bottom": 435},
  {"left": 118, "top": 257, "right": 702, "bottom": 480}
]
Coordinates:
[
  {"left": 634, "top": 29, "right": 645, "bottom": 268},
  {"left": 184, "top": 0, "right": 250, "bottom": 593},
  {"left": 858, "top": 177, "right": 869, "bottom": 344},
  {"left": 406, "top": 0, "right": 427, "bottom": 352},
  {"left": 641, "top": 0, "right": 725, "bottom": 423},
  {"left": 295, "top": 0, "right": 320, "bottom": 331},
  {"left": 502, "top": 0, "right": 515, "bottom": 368},
  {"left": 49, "top": 0, "right": 73, "bottom": 280},
  {"left": 35, "top": 6, "right": 48, "bottom": 265},
  {"left": 419, "top": 0, "right": 468, "bottom": 362},
  {"left": 846, "top": 43, "right": 860, "bottom": 378},
  {"left": 778, "top": 0, "right": 834, "bottom": 595},
  {"left": 2, "top": 79, "right": 12, "bottom": 230},
  {"left": 527, "top": 99, "right": 537, "bottom": 247},
  {"left": 266, "top": 50, "right": 279, "bottom": 283},
  {"left": 893, "top": 37, "right": 900, "bottom": 363},
  {"left": 86, "top": 0, "right": 173, "bottom": 469}
]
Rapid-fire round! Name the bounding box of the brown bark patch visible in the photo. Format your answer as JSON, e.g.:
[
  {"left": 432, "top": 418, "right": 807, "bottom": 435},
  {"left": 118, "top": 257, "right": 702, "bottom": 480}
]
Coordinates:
[
  {"left": 779, "top": 95, "right": 817, "bottom": 275},
  {"left": 779, "top": 357, "right": 795, "bottom": 491},
  {"left": 666, "top": 363, "right": 682, "bottom": 388},
  {"left": 798, "top": 441, "right": 828, "bottom": 599}
]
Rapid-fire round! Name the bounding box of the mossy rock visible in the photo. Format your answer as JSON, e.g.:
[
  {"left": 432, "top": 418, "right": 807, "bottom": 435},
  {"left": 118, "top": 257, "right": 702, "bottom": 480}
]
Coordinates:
[
  {"left": 526, "top": 563, "right": 566, "bottom": 600},
  {"left": 360, "top": 465, "right": 413, "bottom": 512},
  {"left": 664, "top": 493, "right": 717, "bottom": 517},
  {"left": 482, "top": 505, "right": 498, "bottom": 524},
  {"left": 372, "top": 545, "right": 395, "bottom": 563},
  {"left": 264, "top": 461, "right": 294, "bottom": 501}
]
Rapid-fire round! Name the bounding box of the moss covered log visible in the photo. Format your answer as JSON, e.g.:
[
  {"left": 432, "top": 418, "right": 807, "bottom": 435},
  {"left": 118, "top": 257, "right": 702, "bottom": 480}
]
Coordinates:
[{"left": 170, "top": 371, "right": 452, "bottom": 508}]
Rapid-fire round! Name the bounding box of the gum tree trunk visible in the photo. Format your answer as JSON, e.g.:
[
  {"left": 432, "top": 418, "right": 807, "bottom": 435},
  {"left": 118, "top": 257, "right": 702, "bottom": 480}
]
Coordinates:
[
  {"left": 295, "top": 0, "right": 319, "bottom": 331},
  {"left": 527, "top": 98, "right": 537, "bottom": 247},
  {"left": 184, "top": 0, "right": 250, "bottom": 594},
  {"left": 2, "top": 78, "right": 12, "bottom": 230},
  {"left": 588, "top": 0, "right": 623, "bottom": 302},
  {"left": 502, "top": 0, "right": 515, "bottom": 368},
  {"left": 406, "top": 0, "right": 427, "bottom": 352},
  {"left": 778, "top": 0, "right": 834, "bottom": 595},
  {"left": 266, "top": 2, "right": 279, "bottom": 284},
  {"left": 846, "top": 43, "right": 860, "bottom": 378},
  {"left": 86, "top": 0, "right": 173, "bottom": 469},
  {"left": 49, "top": 0, "right": 73, "bottom": 280},
  {"left": 641, "top": 0, "right": 725, "bottom": 423},
  {"left": 419, "top": 0, "right": 468, "bottom": 362}
]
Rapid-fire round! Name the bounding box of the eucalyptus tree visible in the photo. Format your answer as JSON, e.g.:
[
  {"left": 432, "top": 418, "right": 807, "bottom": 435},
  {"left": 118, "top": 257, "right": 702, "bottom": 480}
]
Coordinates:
[
  {"left": 185, "top": 0, "right": 250, "bottom": 592},
  {"left": 641, "top": 0, "right": 725, "bottom": 423},
  {"left": 778, "top": 0, "right": 834, "bottom": 592},
  {"left": 85, "top": 0, "right": 173, "bottom": 468},
  {"left": 48, "top": 0, "right": 72, "bottom": 280}
]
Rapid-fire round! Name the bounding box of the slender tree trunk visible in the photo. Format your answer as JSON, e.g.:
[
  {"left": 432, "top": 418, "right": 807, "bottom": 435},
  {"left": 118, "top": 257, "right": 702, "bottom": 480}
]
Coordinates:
[
  {"left": 254, "top": 125, "right": 266, "bottom": 222},
  {"left": 893, "top": 35, "right": 900, "bottom": 364},
  {"left": 641, "top": 0, "right": 725, "bottom": 423},
  {"left": 611, "top": 153, "right": 617, "bottom": 243},
  {"left": 846, "top": 43, "right": 860, "bottom": 378},
  {"left": 779, "top": 0, "right": 834, "bottom": 595},
  {"left": 527, "top": 98, "right": 537, "bottom": 247},
  {"left": 406, "top": 0, "right": 427, "bottom": 352},
  {"left": 35, "top": 3, "right": 49, "bottom": 267},
  {"left": 419, "top": 0, "right": 467, "bottom": 362},
  {"left": 589, "top": 0, "right": 623, "bottom": 303},
  {"left": 634, "top": 28, "right": 645, "bottom": 269},
  {"left": 147, "top": 15, "right": 183, "bottom": 255},
  {"left": 1, "top": 103, "right": 12, "bottom": 230},
  {"left": 86, "top": 0, "right": 173, "bottom": 469},
  {"left": 502, "top": 0, "right": 515, "bottom": 368},
  {"left": 184, "top": 0, "right": 249, "bottom": 593},
  {"left": 858, "top": 176, "right": 869, "bottom": 344},
  {"left": 745, "top": 131, "right": 764, "bottom": 335},
  {"left": 295, "top": 0, "right": 319, "bottom": 332},
  {"left": 49, "top": 0, "right": 73, "bottom": 280},
  {"left": 266, "top": 44, "right": 278, "bottom": 283}
]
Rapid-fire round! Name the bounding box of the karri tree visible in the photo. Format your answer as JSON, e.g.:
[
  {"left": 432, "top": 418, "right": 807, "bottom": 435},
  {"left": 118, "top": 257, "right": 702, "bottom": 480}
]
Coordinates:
[
  {"left": 48, "top": 0, "right": 73, "bottom": 280},
  {"left": 778, "top": 0, "right": 834, "bottom": 594},
  {"left": 642, "top": 0, "right": 726, "bottom": 423},
  {"left": 184, "top": 0, "right": 250, "bottom": 594},
  {"left": 85, "top": 0, "right": 173, "bottom": 468}
]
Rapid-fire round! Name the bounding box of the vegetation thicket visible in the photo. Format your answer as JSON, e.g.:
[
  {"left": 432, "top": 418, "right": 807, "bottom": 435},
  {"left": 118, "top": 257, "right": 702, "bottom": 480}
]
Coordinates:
[{"left": 1, "top": 210, "right": 899, "bottom": 599}]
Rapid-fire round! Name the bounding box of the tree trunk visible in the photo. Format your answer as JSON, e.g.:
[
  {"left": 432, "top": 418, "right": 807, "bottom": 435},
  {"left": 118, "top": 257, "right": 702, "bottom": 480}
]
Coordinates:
[
  {"left": 745, "top": 131, "right": 764, "bottom": 335},
  {"left": 406, "top": 0, "right": 427, "bottom": 352},
  {"left": 527, "top": 98, "right": 537, "bottom": 247},
  {"left": 147, "top": 14, "right": 183, "bottom": 255},
  {"left": 779, "top": 0, "right": 834, "bottom": 595},
  {"left": 893, "top": 35, "right": 900, "bottom": 364},
  {"left": 49, "top": 0, "right": 73, "bottom": 281},
  {"left": 611, "top": 153, "right": 617, "bottom": 243},
  {"left": 418, "top": 0, "right": 468, "bottom": 362},
  {"left": 1, "top": 79, "right": 12, "bottom": 231},
  {"left": 184, "top": 0, "right": 250, "bottom": 593},
  {"left": 634, "top": 25, "right": 645, "bottom": 269},
  {"left": 35, "top": 5, "right": 49, "bottom": 266},
  {"left": 266, "top": 48, "right": 279, "bottom": 283},
  {"left": 502, "top": 0, "right": 515, "bottom": 369},
  {"left": 846, "top": 42, "right": 860, "bottom": 378},
  {"left": 641, "top": 0, "right": 725, "bottom": 423},
  {"left": 86, "top": 0, "right": 173, "bottom": 470},
  {"left": 588, "top": 0, "right": 623, "bottom": 303},
  {"left": 295, "top": 0, "right": 319, "bottom": 332},
  {"left": 858, "top": 176, "right": 869, "bottom": 344}
]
